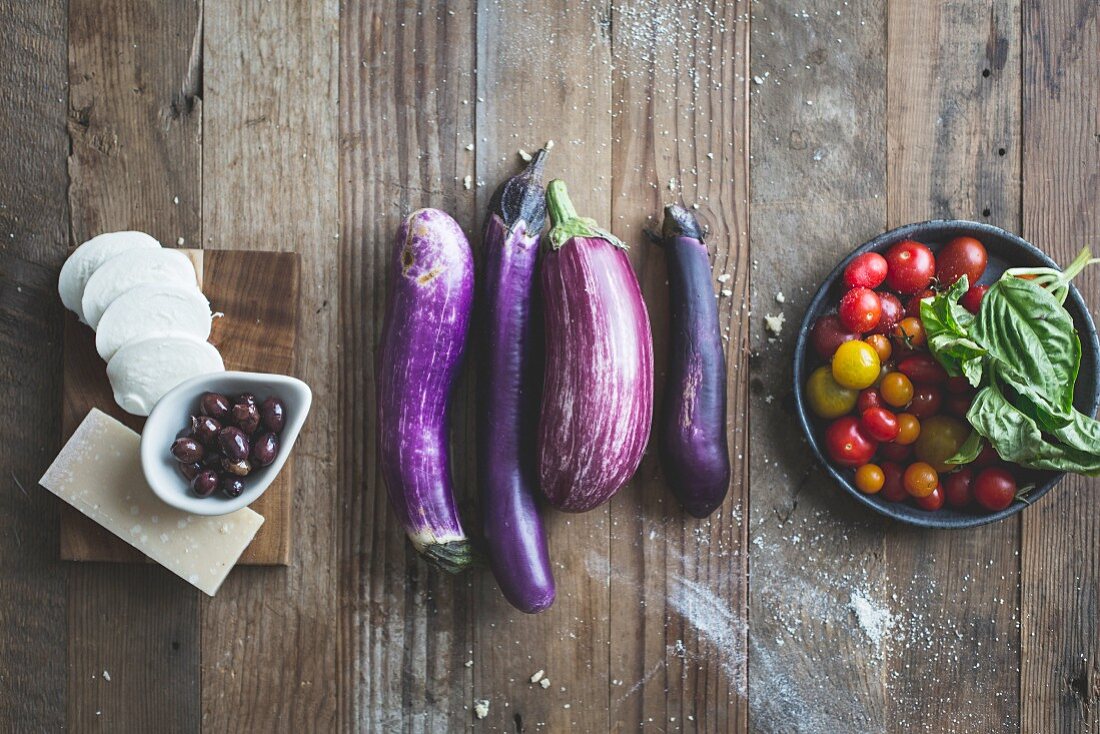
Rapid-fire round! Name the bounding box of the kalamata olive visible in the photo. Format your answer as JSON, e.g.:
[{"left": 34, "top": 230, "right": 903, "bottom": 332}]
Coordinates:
[
  {"left": 193, "top": 415, "right": 221, "bottom": 446},
  {"left": 260, "top": 397, "right": 286, "bottom": 433},
  {"left": 218, "top": 427, "right": 250, "bottom": 461},
  {"left": 231, "top": 401, "right": 261, "bottom": 434},
  {"left": 222, "top": 457, "right": 253, "bottom": 477},
  {"left": 179, "top": 462, "right": 202, "bottom": 481},
  {"left": 251, "top": 432, "right": 279, "bottom": 467},
  {"left": 192, "top": 470, "right": 219, "bottom": 497},
  {"left": 200, "top": 392, "right": 231, "bottom": 420},
  {"left": 202, "top": 450, "right": 224, "bottom": 469},
  {"left": 171, "top": 437, "right": 205, "bottom": 463},
  {"left": 220, "top": 475, "right": 246, "bottom": 498}
]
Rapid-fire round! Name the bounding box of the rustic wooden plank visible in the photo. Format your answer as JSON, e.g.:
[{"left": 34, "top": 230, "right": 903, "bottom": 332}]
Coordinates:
[
  {"left": 884, "top": 1, "right": 1023, "bottom": 731},
  {"left": 748, "top": 2, "right": 890, "bottom": 731},
  {"left": 468, "top": 2, "right": 613, "bottom": 732},
  {"left": 65, "top": 1, "right": 203, "bottom": 731},
  {"left": 1020, "top": 0, "right": 1100, "bottom": 729},
  {"left": 606, "top": 1, "right": 750, "bottom": 731},
  {"left": 339, "top": 1, "right": 478, "bottom": 730},
  {"left": 201, "top": 1, "right": 339, "bottom": 730},
  {"left": 0, "top": 1, "right": 70, "bottom": 728}
]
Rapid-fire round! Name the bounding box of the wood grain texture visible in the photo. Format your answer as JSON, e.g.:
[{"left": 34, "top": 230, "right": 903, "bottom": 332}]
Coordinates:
[
  {"left": 607, "top": 1, "right": 750, "bottom": 731},
  {"left": 65, "top": 2, "right": 204, "bottom": 732},
  {"left": 0, "top": 1, "right": 70, "bottom": 729},
  {"left": 748, "top": 2, "right": 890, "bottom": 732},
  {"left": 201, "top": 0, "right": 340, "bottom": 730},
  {"left": 1020, "top": 0, "right": 1100, "bottom": 730},
  {"left": 340, "top": 1, "right": 477, "bottom": 730},
  {"left": 885, "top": 1, "right": 1022, "bottom": 731}
]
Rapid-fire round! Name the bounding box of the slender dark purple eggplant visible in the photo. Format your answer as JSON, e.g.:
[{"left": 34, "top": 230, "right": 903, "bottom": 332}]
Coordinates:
[
  {"left": 478, "top": 149, "right": 555, "bottom": 613},
  {"left": 657, "top": 205, "right": 731, "bottom": 517},
  {"left": 538, "top": 180, "right": 654, "bottom": 512},
  {"left": 377, "top": 208, "right": 474, "bottom": 572}
]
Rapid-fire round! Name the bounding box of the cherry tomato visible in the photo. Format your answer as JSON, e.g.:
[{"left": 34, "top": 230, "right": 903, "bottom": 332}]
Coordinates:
[
  {"left": 880, "top": 372, "right": 914, "bottom": 408},
  {"left": 903, "top": 462, "right": 939, "bottom": 498},
  {"left": 832, "top": 340, "right": 881, "bottom": 390},
  {"left": 865, "top": 334, "right": 892, "bottom": 362},
  {"left": 857, "top": 388, "right": 882, "bottom": 412},
  {"left": 870, "top": 292, "right": 904, "bottom": 336},
  {"left": 945, "top": 392, "right": 974, "bottom": 418},
  {"left": 972, "top": 443, "right": 1000, "bottom": 468},
  {"left": 843, "top": 252, "right": 889, "bottom": 290},
  {"left": 895, "top": 413, "right": 921, "bottom": 445},
  {"left": 879, "top": 441, "right": 912, "bottom": 462},
  {"left": 880, "top": 462, "right": 908, "bottom": 502},
  {"left": 854, "top": 463, "right": 885, "bottom": 494},
  {"left": 942, "top": 468, "right": 973, "bottom": 508},
  {"left": 897, "top": 354, "right": 947, "bottom": 385},
  {"left": 806, "top": 365, "right": 859, "bottom": 419},
  {"left": 908, "top": 385, "right": 943, "bottom": 418},
  {"left": 824, "top": 416, "right": 878, "bottom": 467},
  {"left": 905, "top": 288, "right": 935, "bottom": 319},
  {"left": 893, "top": 316, "right": 927, "bottom": 348},
  {"left": 936, "top": 236, "right": 988, "bottom": 288},
  {"left": 810, "top": 314, "right": 859, "bottom": 360},
  {"left": 973, "top": 467, "right": 1017, "bottom": 511},
  {"left": 860, "top": 407, "right": 900, "bottom": 442},
  {"left": 885, "top": 240, "right": 936, "bottom": 294},
  {"left": 913, "top": 415, "right": 969, "bottom": 471},
  {"left": 960, "top": 284, "right": 989, "bottom": 314},
  {"left": 945, "top": 376, "right": 971, "bottom": 394},
  {"left": 915, "top": 485, "right": 945, "bottom": 511},
  {"left": 838, "top": 287, "right": 882, "bottom": 334}
]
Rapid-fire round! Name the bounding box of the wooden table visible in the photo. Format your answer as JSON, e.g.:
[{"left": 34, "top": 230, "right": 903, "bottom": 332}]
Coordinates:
[{"left": 1, "top": 1, "right": 1095, "bottom": 731}]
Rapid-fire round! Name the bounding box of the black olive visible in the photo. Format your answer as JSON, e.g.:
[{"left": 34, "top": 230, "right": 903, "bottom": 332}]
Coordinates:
[
  {"left": 192, "top": 470, "right": 219, "bottom": 497},
  {"left": 202, "top": 450, "right": 224, "bottom": 469},
  {"left": 218, "top": 426, "right": 250, "bottom": 462},
  {"left": 171, "top": 437, "right": 204, "bottom": 464},
  {"left": 179, "top": 462, "right": 202, "bottom": 481},
  {"left": 251, "top": 432, "right": 279, "bottom": 467},
  {"left": 193, "top": 415, "right": 222, "bottom": 447},
  {"left": 232, "top": 401, "right": 261, "bottom": 434},
  {"left": 260, "top": 396, "right": 286, "bottom": 433},
  {"left": 220, "top": 475, "right": 246, "bottom": 498},
  {"left": 199, "top": 392, "right": 231, "bottom": 421}
]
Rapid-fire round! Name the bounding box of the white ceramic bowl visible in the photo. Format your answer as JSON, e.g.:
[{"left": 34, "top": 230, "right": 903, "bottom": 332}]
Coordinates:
[{"left": 140, "top": 371, "right": 312, "bottom": 516}]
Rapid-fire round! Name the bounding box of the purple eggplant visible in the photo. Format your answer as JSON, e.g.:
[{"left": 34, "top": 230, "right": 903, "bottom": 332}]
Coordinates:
[
  {"left": 657, "top": 205, "right": 730, "bottom": 517},
  {"left": 478, "top": 149, "right": 555, "bottom": 613},
  {"left": 377, "top": 208, "right": 474, "bottom": 572},
  {"left": 537, "top": 180, "right": 654, "bottom": 512}
]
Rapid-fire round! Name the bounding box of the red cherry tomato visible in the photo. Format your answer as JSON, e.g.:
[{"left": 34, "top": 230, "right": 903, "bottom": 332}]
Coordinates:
[
  {"left": 885, "top": 240, "right": 936, "bottom": 294},
  {"left": 879, "top": 441, "right": 912, "bottom": 462},
  {"left": 936, "top": 236, "right": 988, "bottom": 288},
  {"left": 843, "top": 252, "right": 889, "bottom": 290},
  {"left": 961, "top": 284, "right": 989, "bottom": 314},
  {"left": 945, "top": 376, "right": 971, "bottom": 394},
  {"left": 870, "top": 292, "right": 904, "bottom": 335},
  {"left": 860, "top": 407, "right": 900, "bottom": 442},
  {"left": 857, "top": 388, "right": 882, "bottom": 412},
  {"left": 908, "top": 385, "right": 942, "bottom": 418},
  {"left": 838, "top": 287, "right": 882, "bottom": 334},
  {"left": 973, "top": 467, "right": 1017, "bottom": 511},
  {"left": 879, "top": 462, "right": 908, "bottom": 502},
  {"left": 972, "top": 443, "right": 1000, "bottom": 469},
  {"left": 915, "top": 485, "right": 945, "bottom": 511},
  {"left": 897, "top": 354, "right": 948, "bottom": 385},
  {"left": 824, "top": 416, "right": 878, "bottom": 467},
  {"left": 905, "top": 289, "right": 935, "bottom": 319},
  {"left": 942, "top": 468, "right": 973, "bottom": 508},
  {"left": 810, "top": 314, "right": 859, "bottom": 360},
  {"left": 945, "top": 392, "right": 974, "bottom": 418}
]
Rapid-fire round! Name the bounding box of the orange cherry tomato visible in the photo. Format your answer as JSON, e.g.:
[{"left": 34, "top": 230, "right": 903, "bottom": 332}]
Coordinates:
[
  {"left": 854, "top": 464, "right": 886, "bottom": 494},
  {"left": 894, "top": 317, "right": 927, "bottom": 348},
  {"left": 895, "top": 413, "right": 921, "bottom": 445},
  {"left": 865, "top": 334, "right": 892, "bottom": 362},
  {"left": 903, "top": 461, "right": 939, "bottom": 498},
  {"left": 880, "top": 372, "right": 914, "bottom": 408}
]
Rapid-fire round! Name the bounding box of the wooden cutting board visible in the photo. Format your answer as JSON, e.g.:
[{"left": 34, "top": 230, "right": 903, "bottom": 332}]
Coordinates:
[{"left": 59, "top": 249, "right": 300, "bottom": 566}]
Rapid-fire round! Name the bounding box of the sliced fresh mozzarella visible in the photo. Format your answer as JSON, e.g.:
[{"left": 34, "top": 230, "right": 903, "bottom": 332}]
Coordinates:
[
  {"left": 95, "top": 283, "right": 213, "bottom": 361},
  {"left": 106, "top": 334, "right": 224, "bottom": 416},
  {"left": 58, "top": 231, "right": 161, "bottom": 324},
  {"left": 81, "top": 248, "right": 197, "bottom": 328}
]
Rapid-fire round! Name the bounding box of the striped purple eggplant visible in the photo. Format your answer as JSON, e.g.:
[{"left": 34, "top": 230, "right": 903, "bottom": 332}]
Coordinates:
[
  {"left": 478, "top": 149, "right": 555, "bottom": 612},
  {"left": 537, "top": 180, "right": 654, "bottom": 512},
  {"left": 658, "top": 205, "right": 731, "bottom": 517},
  {"left": 377, "top": 208, "right": 474, "bottom": 573}
]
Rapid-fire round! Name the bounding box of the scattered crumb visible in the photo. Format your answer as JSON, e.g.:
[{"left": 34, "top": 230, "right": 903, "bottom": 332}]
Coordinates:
[
  {"left": 102, "top": 670, "right": 110, "bottom": 682},
  {"left": 753, "top": 75, "right": 765, "bottom": 85},
  {"left": 173, "top": 196, "right": 179, "bottom": 205},
  {"left": 775, "top": 291, "right": 786, "bottom": 303},
  {"left": 764, "top": 312, "right": 785, "bottom": 336},
  {"left": 545, "top": 139, "right": 555, "bottom": 150},
  {"left": 177, "top": 237, "right": 185, "bottom": 246},
  {"left": 530, "top": 669, "right": 545, "bottom": 684},
  {"left": 668, "top": 177, "right": 678, "bottom": 191},
  {"left": 540, "top": 678, "right": 551, "bottom": 689},
  {"left": 717, "top": 273, "right": 731, "bottom": 283},
  {"left": 464, "top": 660, "right": 474, "bottom": 668},
  {"left": 721, "top": 289, "right": 733, "bottom": 297},
  {"left": 474, "top": 699, "right": 489, "bottom": 719},
  {"left": 463, "top": 175, "right": 473, "bottom": 190},
  {"left": 849, "top": 591, "right": 894, "bottom": 646},
  {"left": 465, "top": 143, "right": 475, "bottom": 151},
  {"left": 518, "top": 149, "right": 532, "bottom": 162}
]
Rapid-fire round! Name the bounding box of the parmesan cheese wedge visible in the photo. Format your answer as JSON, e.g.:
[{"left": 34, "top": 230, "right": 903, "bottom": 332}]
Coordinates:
[
  {"left": 106, "top": 334, "right": 225, "bottom": 416},
  {"left": 81, "top": 248, "right": 197, "bottom": 328},
  {"left": 58, "top": 231, "right": 161, "bottom": 324},
  {"left": 95, "top": 283, "right": 212, "bottom": 361}
]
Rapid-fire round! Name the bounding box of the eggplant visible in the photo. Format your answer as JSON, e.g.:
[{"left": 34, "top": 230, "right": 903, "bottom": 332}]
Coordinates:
[
  {"left": 377, "top": 208, "right": 474, "bottom": 573},
  {"left": 657, "top": 205, "right": 731, "bottom": 517},
  {"left": 537, "top": 180, "right": 654, "bottom": 512},
  {"left": 478, "top": 149, "right": 555, "bottom": 613}
]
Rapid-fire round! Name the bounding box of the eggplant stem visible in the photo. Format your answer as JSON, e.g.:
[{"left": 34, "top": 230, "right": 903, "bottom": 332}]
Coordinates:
[
  {"left": 421, "top": 538, "right": 477, "bottom": 574},
  {"left": 545, "top": 179, "right": 627, "bottom": 251}
]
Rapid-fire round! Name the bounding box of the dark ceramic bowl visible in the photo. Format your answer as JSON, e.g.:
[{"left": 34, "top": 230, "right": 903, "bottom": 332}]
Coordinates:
[{"left": 793, "top": 220, "right": 1100, "bottom": 528}]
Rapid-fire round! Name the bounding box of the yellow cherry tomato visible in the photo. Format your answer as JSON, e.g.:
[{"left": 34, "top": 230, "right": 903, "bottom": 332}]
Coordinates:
[
  {"left": 895, "top": 413, "right": 921, "bottom": 445},
  {"left": 865, "top": 334, "right": 892, "bottom": 363},
  {"left": 880, "top": 371, "right": 914, "bottom": 408},
  {"left": 806, "top": 365, "right": 859, "bottom": 419},
  {"left": 831, "top": 340, "right": 881, "bottom": 390},
  {"left": 855, "top": 464, "right": 885, "bottom": 494}
]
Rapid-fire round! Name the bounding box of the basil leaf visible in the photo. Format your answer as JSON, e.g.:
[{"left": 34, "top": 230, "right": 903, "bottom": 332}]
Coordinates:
[
  {"left": 921, "top": 276, "right": 987, "bottom": 382},
  {"left": 945, "top": 430, "right": 986, "bottom": 466}
]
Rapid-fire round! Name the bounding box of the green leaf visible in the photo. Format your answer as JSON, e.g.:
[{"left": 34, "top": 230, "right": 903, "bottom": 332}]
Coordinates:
[
  {"left": 921, "top": 276, "right": 986, "bottom": 382},
  {"left": 945, "top": 430, "right": 986, "bottom": 466}
]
